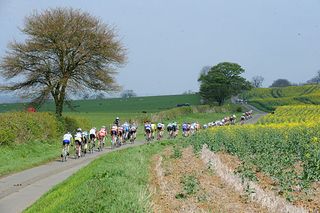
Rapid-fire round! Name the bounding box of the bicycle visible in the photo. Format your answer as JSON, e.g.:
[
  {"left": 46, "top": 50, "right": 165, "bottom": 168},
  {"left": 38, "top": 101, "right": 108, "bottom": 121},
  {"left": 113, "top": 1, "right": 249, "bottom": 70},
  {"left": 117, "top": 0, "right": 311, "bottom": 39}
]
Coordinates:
[
  {"left": 89, "top": 140, "right": 95, "bottom": 153},
  {"left": 75, "top": 143, "right": 81, "bottom": 159},
  {"left": 61, "top": 144, "right": 68, "bottom": 162},
  {"left": 98, "top": 137, "right": 104, "bottom": 151},
  {"left": 145, "top": 131, "right": 152, "bottom": 144},
  {"left": 111, "top": 135, "right": 117, "bottom": 149},
  {"left": 157, "top": 130, "right": 163, "bottom": 140}
]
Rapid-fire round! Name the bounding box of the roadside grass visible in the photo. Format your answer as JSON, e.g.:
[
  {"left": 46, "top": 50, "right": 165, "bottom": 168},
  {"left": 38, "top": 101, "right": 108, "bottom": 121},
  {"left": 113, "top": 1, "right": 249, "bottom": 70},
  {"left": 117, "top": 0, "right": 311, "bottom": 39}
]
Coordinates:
[
  {"left": 24, "top": 140, "right": 175, "bottom": 213},
  {"left": 0, "top": 140, "right": 60, "bottom": 177}
]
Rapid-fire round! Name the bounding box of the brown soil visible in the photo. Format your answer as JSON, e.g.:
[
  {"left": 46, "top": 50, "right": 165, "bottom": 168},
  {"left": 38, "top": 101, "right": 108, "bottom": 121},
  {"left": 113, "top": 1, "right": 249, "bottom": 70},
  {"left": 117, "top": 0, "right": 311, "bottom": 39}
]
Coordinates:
[{"left": 149, "top": 146, "right": 269, "bottom": 212}]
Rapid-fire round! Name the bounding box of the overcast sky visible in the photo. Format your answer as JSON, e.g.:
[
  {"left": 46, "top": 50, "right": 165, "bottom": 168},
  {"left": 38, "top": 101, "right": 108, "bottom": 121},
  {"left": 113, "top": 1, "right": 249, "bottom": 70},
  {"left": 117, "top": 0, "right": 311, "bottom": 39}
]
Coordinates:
[{"left": 1, "top": 0, "right": 320, "bottom": 96}]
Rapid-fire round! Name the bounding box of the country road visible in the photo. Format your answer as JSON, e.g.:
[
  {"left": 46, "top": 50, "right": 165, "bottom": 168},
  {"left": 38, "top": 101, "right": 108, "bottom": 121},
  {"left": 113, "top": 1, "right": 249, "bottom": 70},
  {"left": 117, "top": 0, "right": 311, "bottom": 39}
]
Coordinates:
[
  {"left": 0, "top": 106, "right": 267, "bottom": 213},
  {"left": 0, "top": 141, "right": 144, "bottom": 213}
]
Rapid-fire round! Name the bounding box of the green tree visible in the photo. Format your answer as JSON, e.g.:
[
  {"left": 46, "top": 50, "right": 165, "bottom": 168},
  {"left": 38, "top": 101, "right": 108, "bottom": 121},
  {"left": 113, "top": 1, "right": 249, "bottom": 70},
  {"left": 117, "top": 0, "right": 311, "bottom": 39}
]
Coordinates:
[
  {"left": 0, "top": 8, "right": 126, "bottom": 116},
  {"left": 198, "top": 62, "right": 251, "bottom": 105},
  {"left": 270, "top": 79, "right": 291, "bottom": 87}
]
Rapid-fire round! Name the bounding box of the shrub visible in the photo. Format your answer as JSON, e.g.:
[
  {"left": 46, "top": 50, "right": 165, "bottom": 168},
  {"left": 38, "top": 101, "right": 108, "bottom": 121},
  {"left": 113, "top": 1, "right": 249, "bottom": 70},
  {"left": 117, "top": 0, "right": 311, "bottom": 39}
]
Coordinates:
[
  {"left": 0, "top": 112, "right": 60, "bottom": 145},
  {"left": 0, "top": 112, "right": 91, "bottom": 145}
]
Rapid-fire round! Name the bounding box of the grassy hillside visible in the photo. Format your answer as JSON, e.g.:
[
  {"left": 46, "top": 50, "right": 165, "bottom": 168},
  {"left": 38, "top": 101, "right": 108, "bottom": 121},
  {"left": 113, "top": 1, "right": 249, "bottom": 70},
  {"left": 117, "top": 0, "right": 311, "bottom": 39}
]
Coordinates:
[
  {"left": 0, "top": 94, "right": 201, "bottom": 113},
  {"left": 241, "top": 84, "right": 320, "bottom": 111}
]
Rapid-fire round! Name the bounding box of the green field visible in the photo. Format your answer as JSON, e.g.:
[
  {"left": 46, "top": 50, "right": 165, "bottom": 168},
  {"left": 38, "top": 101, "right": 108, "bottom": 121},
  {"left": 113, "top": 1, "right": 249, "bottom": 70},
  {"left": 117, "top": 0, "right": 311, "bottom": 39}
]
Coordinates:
[
  {"left": 241, "top": 84, "right": 320, "bottom": 111},
  {"left": 0, "top": 94, "right": 201, "bottom": 113}
]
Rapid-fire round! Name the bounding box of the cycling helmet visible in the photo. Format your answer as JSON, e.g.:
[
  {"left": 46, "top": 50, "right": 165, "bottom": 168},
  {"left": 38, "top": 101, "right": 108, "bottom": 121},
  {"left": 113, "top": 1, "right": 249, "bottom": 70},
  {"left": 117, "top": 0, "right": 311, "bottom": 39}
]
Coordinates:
[
  {"left": 102, "top": 126, "right": 106, "bottom": 128},
  {"left": 116, "top": 117, "right": 119, "bottom": 120},
  {"left": 77, "top": 128, "right": 82, "bottom": 132}
]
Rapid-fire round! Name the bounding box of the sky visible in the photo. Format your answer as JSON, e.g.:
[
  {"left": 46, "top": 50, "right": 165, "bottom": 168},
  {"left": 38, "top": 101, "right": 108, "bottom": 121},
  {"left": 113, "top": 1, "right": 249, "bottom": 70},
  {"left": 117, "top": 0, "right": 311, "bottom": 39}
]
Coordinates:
[{"left": 0, "top": 0, "right": 320, "bottom": 98}]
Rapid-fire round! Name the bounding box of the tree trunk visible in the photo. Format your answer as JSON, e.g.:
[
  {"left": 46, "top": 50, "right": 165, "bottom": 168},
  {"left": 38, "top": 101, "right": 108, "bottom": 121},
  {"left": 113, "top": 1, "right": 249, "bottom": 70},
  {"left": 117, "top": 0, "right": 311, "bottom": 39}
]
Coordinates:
[
  {"left": 55, "top": 98, "right": 63, "bottom": 117},
  {"left": 53, "top": 83, "right": 67, "bottom": 117}
]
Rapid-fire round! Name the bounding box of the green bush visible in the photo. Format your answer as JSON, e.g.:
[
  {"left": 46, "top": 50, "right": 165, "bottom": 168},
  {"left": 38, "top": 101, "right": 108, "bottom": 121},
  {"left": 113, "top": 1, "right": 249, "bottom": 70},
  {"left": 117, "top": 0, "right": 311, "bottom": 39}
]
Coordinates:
[
  {"left": 62, "top": 115, "right": 91, "bottom": 132},
  {"left": 0, "top": 112, "right": 60, "bottom": 145},
  {"left": 0, "top": 112, "right": 91, "bottom": 145}
]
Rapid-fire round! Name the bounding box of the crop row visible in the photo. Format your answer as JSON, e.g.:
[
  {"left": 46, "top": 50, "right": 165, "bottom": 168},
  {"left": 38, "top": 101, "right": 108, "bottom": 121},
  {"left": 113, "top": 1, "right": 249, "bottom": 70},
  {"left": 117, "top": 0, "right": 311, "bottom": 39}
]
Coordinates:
[{"left": 241, "top": 85, "right": 320, "bottom": 111}]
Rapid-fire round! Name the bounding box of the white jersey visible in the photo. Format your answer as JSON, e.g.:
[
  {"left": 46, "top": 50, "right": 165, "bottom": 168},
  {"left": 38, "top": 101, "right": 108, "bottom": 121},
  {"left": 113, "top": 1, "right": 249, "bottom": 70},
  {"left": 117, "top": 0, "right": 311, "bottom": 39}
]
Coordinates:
[
  {"left": 63, "top": 133, "right": 72, "bottom": 141},
  {"left": 75, "top": 132, "right": 82, "bottom": 139},
  {"left": 89, "top": 129, "right": 96, "bottom": 135}
]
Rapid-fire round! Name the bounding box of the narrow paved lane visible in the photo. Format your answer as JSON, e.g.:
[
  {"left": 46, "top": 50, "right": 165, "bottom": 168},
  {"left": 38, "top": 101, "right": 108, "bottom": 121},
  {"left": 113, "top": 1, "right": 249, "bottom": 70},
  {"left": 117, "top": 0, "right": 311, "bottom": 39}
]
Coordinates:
[{"left": 0, "top": 141, "right": 144, "bottom": 213}]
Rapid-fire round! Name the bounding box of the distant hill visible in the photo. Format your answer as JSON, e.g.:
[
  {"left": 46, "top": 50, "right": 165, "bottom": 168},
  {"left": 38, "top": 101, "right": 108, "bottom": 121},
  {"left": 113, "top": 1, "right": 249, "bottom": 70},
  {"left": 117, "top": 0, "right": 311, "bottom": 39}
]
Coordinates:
[
  {"left": 0, "top": 94, "right": 22, "bottom": 104},
  {"left": 241, "top": 84, "right": 320, "bottom": 111},
  {"left": 0, "top": 94, "right": 201, "bottom": 113}
]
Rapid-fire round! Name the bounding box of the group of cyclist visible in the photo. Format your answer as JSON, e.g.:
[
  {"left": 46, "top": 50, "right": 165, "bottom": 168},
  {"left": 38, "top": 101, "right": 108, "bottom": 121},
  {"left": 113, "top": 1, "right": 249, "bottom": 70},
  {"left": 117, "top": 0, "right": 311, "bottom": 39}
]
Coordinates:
[
  {"left": 61, "top": 110, "right": 254, "bottom": 160},
  {"left": 143, "top": 121, "right": 180, "bottom": 142},
  {"left": 61, "top": 117, "right": 138, "bottom": 161},
  {"left": 202, "top": 110, "right": 254, "bottom": 128}
]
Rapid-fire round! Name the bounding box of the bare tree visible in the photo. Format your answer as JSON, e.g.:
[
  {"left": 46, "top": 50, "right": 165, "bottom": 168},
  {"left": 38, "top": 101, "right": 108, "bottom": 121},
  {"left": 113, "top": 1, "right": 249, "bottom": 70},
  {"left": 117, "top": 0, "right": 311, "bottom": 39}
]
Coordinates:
[
  {"left": 0, "top": 8, "right": 126, "bottom": 116},
  {"left": 307, "top": 70, "right": 320, "bottom": 84},
  {"left": 251, "top": 75, "right": 264, "bottom": 88}
]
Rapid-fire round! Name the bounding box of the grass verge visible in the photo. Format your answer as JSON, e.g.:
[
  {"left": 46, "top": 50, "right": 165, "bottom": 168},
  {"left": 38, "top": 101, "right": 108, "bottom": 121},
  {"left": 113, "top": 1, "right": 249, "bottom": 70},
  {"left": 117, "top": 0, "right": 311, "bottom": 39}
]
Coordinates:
[{"left": 0, "top": 140, "right": 60, "bottom": 177}]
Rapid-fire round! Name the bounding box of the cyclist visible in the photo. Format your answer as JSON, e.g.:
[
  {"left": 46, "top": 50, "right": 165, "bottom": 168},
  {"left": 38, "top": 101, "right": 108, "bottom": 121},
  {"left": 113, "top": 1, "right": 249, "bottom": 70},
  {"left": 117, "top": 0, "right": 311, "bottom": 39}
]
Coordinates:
[
  {"left": 230, "top": 115, "right": 236, "bottom": 125},
  {"left": 195, "top": 122, "right": 201, "bottom": 131},
  {"left": 172, "top": 122, "right": 178, "bottom": 138},
  {"left": 167, "top": 123, "right": 173, "bottom": 138},
  {"left": 110, "top": 124, "right": 118, "bottom": 147},
  {"left": 122, "top": 122, "right": 130, "bottom": 142},
  {"left": 89, "top": 127, "right": 97, "bottom": 152},
  {"left": 190, "top": 123, "right": 196, "bottom": 135},
  {"left": 117, "top": 125, "right": 124, "bottom": 145},
  {"left": 157, "top": 122, "right": 165, "bottom": 140},
  {"left": 144, "top": 121, "right": 152, "bottom": 142},
  {"left": 82, "top": 130, "right": 89, "bottom": 155},
  {"left": 182, "top": 122, "right": 188, "bottom": 137},
  {"left": 114, "top": 117, "right": 120, "bottom": 127},
  {"left": 61, "top": 131, "right": 73, "bottom": 158},
  {"left": 128, "top": 123, "right": 137, "bottom": 143},
  {"left": 240, "top": 115, "right": 246, "bottom": 125},
  {"left": 74, "top": 128, "right": 83, "bottom": 158},
  {"left": 151, "top": 123, "right": 157, "bottom": 139},
  {"left": 97, "top": 126, "right": 107, "bottom": 151}
]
